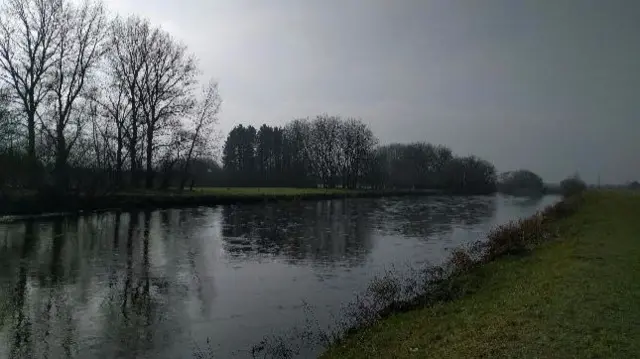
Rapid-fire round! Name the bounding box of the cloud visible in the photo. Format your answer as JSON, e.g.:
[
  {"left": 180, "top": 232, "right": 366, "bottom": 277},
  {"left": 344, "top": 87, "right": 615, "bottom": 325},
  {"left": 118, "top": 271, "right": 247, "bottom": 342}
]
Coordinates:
[{"left": 99, "top": 0, "right": 640, "bottom": 184}]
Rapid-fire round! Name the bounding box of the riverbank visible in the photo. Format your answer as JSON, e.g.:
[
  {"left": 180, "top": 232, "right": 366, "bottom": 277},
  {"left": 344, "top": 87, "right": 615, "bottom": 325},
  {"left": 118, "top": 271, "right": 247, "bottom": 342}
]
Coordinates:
[
  {"left": 322, "top": 191, "right": 640, "bottom": 358},
  {"left": 0, "top": 187, "right": 443, "bottom": 217}
]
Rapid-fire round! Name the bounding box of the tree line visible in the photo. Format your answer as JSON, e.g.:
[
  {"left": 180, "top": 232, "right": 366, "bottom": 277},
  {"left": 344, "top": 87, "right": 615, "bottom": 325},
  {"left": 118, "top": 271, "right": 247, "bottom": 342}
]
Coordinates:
[
  {"left": 0, "top": 0, "right": 220, "bottom": 193},
  {"left": 220, "top": 115, "right": 498, "bottom": 194},
  {"left": 0, "top": 0, "right": 498, "bottom": 196}
]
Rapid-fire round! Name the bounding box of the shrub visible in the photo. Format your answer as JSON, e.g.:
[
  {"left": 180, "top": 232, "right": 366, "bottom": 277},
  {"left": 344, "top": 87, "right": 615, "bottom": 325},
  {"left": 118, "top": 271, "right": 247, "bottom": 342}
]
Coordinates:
[
  {"left": 483, "top": 215, "right": 545, "bottom": 261},
  {"left": 498, "top": 169, "right": 545, "bottom": 197},
  {"left": 560, "top": 175, "right": 587, "bottom": 198},
  {"left": 447, "top": 249, "right": 476, "bottom": 273}
]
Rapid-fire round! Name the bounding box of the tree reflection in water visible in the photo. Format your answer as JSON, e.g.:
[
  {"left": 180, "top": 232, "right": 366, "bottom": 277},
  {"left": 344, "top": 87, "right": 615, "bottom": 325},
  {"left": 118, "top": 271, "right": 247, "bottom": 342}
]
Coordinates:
[
  {"left": 221, "top": 199, "right": 377, "bottom": 266},
  {"left": 372, "top": 196, "right": 497, "bottom": 238},
  {"left": 220, "top": 196, "right": 497, "bottom": 263},
  {"left": 10, "top": 219, "right": 36, "bottom": 359},
  {"left": 104, "top": 210, "right": 161, "bottom": 357}
]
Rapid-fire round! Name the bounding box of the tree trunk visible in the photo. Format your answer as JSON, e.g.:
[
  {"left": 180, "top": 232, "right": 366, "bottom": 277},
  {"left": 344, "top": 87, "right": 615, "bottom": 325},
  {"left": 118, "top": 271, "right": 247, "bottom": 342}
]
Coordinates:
[
  {"left": 116, "top": 127, "right": 123, "bottom": 188},
  {"left": 145, "top": 127, "right": 154, "bottom": 189},
  {"left": 27, "top": 111, "right": 36, "bottom": 161},
  {"left": 54, "top": 132, "right": 68, "bottom": 193},
  {"left": 26, "top": 109, "right": 38, "bottom": 188},
  {"left": 129, "top": 97, "right": 139, "bottom": 188},
  {"left": 129, "top": 120, "right": 138, "bottom": 188}
]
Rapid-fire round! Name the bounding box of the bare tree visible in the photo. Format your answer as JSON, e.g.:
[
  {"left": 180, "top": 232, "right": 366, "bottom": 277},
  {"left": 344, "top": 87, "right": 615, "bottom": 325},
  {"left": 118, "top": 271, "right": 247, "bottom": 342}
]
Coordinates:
[
  {"left": 94, "top": 78, "right": 131, "bottom": 187},
  {"left": 0, "top": 87, "right": 28, "bottom": 192},
  {"left": 0, "top": 86, "right": 21, "bottom": 151},
  {"left": 39, "top": 0, "right": 106, "bottom": 189},
  {"left": 137, "top": 27, "right": 197, "bottom": 189},
  {"left": 1, "top": 1, "right": 225, "bottom": 194},
  {"left": 339, "top": 118, "right": 377, "bottom": 189},
  {"left": 90, "top": 108, "right": 109, "bottom": 171},
  {"left": 110, "top": 16, "right": 151, "bottom": 188},
  {"left": 157, "top": 127, "right": 188, "bottom": 189},
  {"left": 0, "top": 0, "right": 63, "bottom": 171},
  {"left": 306, "top": 114, "right": 344, "bottom": 187},
  {"left": 179, "top": 80, "right": 221, "bottom": 191},
  {"left": 282, "top": 119, "right": 313, "bottom": 186}
]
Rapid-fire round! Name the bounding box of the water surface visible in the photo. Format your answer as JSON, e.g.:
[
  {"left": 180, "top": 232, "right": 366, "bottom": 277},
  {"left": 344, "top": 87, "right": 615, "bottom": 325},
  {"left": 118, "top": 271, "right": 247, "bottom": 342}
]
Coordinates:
[{"left": 0, "top": 194, "right": 559, "bottom": 358}]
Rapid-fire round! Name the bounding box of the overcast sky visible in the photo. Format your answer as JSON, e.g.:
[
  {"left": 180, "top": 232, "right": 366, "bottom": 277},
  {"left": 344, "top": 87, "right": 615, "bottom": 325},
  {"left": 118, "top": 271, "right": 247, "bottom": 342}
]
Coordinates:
[{"left": 103, "top": 0, "right": 640, "bottom": 184}]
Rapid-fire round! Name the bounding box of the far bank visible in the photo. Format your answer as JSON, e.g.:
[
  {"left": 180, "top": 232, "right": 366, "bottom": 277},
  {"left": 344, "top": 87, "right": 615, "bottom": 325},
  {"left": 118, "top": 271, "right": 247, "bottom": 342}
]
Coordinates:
[{"left": 0, "top": 187, "right": 452, "bottom": 217}]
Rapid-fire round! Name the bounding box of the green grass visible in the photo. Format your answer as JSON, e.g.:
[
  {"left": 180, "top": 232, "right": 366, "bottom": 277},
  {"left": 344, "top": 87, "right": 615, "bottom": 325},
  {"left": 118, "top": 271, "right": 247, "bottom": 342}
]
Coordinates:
[{"left": 322, "top": 191, "right": 640, "bottom": 358}]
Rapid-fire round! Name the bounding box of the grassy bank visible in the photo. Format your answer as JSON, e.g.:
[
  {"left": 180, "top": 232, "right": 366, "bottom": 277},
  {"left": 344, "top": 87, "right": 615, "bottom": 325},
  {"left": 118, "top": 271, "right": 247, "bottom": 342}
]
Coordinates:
[
  {"left": 322, "top": 191, "right": 640, "bottom": 358},
  {"left": 0, "top": 187, "right": 441, "bottom": 217}
]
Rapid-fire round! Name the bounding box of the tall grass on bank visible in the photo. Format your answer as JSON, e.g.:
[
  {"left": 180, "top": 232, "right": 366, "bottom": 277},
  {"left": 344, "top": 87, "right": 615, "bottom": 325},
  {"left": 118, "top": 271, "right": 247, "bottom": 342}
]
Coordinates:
[
  {"left": 244, "top": 195, "right": 584, "bottom": 359},
  {"left": 341, "top": 195, "right": 583, "bottom": 333}
]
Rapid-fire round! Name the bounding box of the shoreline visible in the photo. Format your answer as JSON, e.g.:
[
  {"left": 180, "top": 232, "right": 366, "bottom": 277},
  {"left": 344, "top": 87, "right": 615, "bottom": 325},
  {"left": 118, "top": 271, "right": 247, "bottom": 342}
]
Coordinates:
[
  {"left": 0, "top": 188, "right": 452, "bottom": 219},
  {"left": 247, "top": 193, "right": 575, "bottom": 358},
  {"left": 321, "top": 191, "right": 640, "bottom": 358},
  {"left": 0, "top": 186, "right": 562, "bottom": 219}
]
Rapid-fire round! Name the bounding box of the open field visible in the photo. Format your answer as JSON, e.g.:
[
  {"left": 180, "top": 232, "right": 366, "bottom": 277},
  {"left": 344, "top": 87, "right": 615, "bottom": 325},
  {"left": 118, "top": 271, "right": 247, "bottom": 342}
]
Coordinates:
[{"left": 322, "top": 191, "right": 640, "bottom": 358}]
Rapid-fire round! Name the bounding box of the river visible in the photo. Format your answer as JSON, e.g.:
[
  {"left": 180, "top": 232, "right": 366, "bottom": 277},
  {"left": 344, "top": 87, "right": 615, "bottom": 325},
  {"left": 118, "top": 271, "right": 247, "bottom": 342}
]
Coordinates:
[{"left": 0, "top": 194, "right": 559, "bottom": 358}]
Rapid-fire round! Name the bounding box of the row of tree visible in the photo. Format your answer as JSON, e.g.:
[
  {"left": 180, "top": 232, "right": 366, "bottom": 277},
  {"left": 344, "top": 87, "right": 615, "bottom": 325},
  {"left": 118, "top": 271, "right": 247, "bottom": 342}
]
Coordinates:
[
  {"left": 0, "top": 0, "right": 220, "bottom": 193},
  {"left": 220, "top": 115, "right": 498, "bottom": 193},
  {"left": 222, "top": 115, "right": 378, "bottom": 188}
]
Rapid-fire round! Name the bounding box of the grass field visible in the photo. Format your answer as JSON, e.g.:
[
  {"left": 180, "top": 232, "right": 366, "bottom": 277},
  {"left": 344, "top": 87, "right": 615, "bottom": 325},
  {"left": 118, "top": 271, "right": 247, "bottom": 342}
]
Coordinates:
[{"left": 322, "top": 191, "right": 640, "bottom": 358}]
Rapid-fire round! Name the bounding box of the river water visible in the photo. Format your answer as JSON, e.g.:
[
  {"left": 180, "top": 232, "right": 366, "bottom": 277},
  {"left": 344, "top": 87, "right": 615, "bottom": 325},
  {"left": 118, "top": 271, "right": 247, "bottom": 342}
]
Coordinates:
[{"left": 0, "top": 194, "right": 559, "bottom": 358}]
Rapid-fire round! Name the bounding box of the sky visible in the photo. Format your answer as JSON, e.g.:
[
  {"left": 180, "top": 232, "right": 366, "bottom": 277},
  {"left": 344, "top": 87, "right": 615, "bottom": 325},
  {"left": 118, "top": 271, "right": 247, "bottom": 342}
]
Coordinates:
[{"left": 102, "top": 0, "right": 640, "bottom": 184}]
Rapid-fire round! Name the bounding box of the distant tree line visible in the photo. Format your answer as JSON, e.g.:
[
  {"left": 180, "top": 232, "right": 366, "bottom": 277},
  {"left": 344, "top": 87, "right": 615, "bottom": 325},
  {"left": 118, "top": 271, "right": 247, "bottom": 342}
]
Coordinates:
[{"left": 219, "top": 115, "right": 498, "bottom": 194}]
